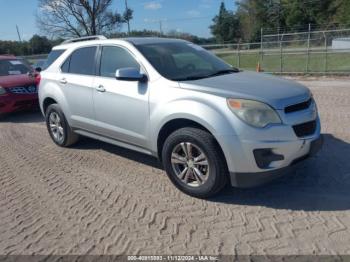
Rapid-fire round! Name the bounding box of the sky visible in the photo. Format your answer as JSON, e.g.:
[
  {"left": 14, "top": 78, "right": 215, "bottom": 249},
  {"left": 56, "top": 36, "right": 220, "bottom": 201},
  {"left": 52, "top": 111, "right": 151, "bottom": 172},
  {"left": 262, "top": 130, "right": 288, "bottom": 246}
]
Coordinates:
[{"left": 0, "top": 0, "right": 235, "bottom": 41}]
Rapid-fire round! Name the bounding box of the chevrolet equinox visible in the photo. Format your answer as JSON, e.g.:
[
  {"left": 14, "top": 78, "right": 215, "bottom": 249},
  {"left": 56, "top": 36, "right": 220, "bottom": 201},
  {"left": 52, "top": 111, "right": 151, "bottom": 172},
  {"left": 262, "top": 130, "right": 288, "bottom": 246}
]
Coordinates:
[{"left": 39, "top": 36, "right": 323, "bottom": 198}]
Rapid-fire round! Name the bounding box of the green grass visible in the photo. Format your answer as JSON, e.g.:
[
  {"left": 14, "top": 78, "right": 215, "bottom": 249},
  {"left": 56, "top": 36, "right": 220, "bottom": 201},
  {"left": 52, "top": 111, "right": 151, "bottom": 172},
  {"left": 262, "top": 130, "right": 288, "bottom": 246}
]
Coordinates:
[{"left": 218, "top": 51, "right": 350, "bottom": 73}]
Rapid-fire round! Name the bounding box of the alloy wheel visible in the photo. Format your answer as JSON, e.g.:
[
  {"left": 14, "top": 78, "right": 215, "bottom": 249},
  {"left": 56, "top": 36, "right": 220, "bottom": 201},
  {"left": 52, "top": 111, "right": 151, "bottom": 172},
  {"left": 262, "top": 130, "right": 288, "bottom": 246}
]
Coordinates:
[
  {"left": 49, "top": 112, "right": 64, "bottom": 143},
  {"left": 171, "top": 142, "right": 210, "bottom": 187}
]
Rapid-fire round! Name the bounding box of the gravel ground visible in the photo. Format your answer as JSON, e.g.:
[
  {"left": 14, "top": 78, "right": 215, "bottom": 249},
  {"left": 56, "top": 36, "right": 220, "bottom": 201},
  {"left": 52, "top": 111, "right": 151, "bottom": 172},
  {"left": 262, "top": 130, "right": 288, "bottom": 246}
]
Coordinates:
[{"left": 0, "top": 77, "right": 350, "bottom": 256}]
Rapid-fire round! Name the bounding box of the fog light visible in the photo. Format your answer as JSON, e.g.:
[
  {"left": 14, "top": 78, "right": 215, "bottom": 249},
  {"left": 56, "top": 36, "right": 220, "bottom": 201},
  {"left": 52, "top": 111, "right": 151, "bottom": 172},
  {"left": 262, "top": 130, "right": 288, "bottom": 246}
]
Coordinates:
[{"left": 253, "top": 149, "right": 284, "bottom": 169}]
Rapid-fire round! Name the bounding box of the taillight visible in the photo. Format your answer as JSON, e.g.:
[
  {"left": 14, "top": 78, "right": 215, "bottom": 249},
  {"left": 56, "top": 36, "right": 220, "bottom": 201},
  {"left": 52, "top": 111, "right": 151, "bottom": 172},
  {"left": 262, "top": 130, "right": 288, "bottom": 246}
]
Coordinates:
[{"left": 34, "top": 73, "right": 41, "bottom": 86}]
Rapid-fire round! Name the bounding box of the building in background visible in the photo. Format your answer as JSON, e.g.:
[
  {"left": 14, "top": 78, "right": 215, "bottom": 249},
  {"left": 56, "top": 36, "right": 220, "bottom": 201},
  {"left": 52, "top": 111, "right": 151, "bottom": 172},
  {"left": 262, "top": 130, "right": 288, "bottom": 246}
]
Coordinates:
[{"left": 332, "top": 37, "right": 350, "bottom": 49}]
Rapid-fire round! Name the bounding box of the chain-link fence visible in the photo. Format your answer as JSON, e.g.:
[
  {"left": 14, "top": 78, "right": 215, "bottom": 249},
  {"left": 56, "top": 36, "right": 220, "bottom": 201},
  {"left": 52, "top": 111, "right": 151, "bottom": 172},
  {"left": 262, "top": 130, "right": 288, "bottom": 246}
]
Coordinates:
[
  {"left": 22, "top": 27, "right": 350, "bottom": 75},
  {"left": 205, "top": 28, "right": 350, "bottom": 74}
]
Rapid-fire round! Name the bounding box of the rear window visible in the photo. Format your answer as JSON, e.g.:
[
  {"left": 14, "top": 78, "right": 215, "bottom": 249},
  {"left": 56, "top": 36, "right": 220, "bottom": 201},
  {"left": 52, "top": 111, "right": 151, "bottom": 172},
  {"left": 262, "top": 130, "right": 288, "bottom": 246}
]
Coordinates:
[
  {"left": 0, "top": 59, "right": 32, "bottom": 76},
  {"left": 44, "top": 49, "right": 66, "bottom": 69}
]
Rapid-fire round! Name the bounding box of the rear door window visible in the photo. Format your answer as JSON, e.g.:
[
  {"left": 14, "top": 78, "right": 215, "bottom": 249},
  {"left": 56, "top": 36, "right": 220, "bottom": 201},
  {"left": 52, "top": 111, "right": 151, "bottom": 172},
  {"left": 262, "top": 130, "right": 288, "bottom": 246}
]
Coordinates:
[{"left": 68, "top": 46, "right": 97, "bottom": 76}]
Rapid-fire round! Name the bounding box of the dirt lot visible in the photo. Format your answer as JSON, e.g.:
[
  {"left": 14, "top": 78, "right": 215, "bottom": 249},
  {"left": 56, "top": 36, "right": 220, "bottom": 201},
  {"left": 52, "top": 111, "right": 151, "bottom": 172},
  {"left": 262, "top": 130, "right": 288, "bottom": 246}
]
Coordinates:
[{"left": 0, "top": 77, "right": 350, "bottom": 256}]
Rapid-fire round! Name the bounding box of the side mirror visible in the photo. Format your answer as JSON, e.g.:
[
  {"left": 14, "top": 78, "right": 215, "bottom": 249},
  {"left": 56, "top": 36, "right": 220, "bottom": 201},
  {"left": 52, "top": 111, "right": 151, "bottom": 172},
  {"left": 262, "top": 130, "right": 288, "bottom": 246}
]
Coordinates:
[
  {"left": 35, "top": 67, "right": 42, "bottom": 73},
  {"left": 116, "top": 68, "right": 147, "bottom": 82}
]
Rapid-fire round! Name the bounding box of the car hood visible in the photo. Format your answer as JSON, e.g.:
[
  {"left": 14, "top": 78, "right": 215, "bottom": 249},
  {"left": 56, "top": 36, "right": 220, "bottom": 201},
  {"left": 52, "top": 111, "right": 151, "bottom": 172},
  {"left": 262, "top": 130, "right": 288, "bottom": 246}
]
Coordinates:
[
  {"left": 178, "top": 71, "right": 311, "bottom": 109},
  {"left": 0, "top": 74, "right": 35, "bottom": 88}
]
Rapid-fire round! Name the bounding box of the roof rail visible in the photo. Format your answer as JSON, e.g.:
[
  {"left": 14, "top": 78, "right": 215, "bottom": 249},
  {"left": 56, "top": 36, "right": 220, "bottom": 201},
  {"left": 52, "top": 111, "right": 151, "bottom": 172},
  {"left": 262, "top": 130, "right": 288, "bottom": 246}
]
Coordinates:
[{"left": 62, "top": 35, "right": 107, "bottom": 45}]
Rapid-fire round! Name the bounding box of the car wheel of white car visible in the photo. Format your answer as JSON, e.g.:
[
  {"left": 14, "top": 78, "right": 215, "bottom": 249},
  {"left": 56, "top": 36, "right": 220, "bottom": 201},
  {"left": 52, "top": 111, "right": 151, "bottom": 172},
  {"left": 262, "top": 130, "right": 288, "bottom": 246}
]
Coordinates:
[
  {"left": 45, "top": 104, "right": 79, "bottom": 147},
  {"left": 162, "top": 127, "right": 228, "bottom": 198}
]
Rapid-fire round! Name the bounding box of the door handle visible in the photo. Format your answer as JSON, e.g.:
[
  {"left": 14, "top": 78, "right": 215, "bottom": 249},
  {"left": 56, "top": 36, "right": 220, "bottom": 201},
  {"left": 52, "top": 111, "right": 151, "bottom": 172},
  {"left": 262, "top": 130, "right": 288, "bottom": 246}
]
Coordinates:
[
  {"left": 96, "top": 85, "right": 106, "bottom": 92},
  {"left": 59, "top": 78, "right": 67, "bottom": 84}
]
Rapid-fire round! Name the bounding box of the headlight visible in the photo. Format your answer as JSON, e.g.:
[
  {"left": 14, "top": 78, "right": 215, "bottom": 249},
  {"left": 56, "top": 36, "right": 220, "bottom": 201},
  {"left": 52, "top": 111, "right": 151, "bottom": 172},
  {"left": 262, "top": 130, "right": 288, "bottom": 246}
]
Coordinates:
[
  {"left": 227, "top": 98, "right": 281, "bottom": 128},
  {"left": 0, "top": 86, "right": 6, "bottom": 95}
]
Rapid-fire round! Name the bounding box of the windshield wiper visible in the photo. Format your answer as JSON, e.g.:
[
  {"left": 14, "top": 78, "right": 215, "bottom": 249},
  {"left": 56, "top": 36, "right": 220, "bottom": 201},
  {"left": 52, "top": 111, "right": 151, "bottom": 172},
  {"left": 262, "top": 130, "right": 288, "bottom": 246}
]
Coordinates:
[
  {"left": 173, "top": 75, "right": 209, "bottom": 81},
  {"left": 205, "top": 68, "right": 239, "bottom": 78},
  {"left": 173, "top": 68, "right": 239, "bottom": 81}
]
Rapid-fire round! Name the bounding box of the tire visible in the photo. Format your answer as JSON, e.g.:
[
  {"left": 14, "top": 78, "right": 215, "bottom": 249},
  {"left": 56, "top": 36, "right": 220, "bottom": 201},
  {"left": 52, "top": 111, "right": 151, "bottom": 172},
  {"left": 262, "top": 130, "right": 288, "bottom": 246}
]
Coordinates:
[
  {"left": 162, "top": 127, "right": 228, "bottom": 198},
  {"left": 45, "top": 104, "right": 79, "bottom": 147}
]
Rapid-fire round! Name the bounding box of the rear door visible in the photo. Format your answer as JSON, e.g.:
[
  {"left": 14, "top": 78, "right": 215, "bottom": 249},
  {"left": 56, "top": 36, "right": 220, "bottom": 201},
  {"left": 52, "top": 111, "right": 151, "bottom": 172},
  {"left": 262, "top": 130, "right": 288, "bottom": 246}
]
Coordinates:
[
  {"left": 92, "top": 45, "right": 150, "bottom": 148},
  {"left": 58, "top": 46, "right": 97, "bottom": 131}
]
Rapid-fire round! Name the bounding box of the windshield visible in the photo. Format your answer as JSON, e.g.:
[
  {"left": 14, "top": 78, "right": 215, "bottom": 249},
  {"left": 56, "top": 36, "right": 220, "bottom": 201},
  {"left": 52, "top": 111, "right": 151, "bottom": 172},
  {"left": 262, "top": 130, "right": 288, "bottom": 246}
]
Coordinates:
[
  {"left": 135, "top": 42, "right": 237, "bottom": 81},
  {"left": 0, "top": 59, "right": 32, "bottom": 77}
]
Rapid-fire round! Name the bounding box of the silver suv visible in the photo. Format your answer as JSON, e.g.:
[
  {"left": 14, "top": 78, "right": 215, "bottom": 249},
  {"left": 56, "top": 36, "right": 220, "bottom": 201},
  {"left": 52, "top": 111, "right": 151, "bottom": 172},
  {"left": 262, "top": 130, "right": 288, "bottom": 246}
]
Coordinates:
[{"left": 39, "top": 36, "right": 323, "bottom": 198}]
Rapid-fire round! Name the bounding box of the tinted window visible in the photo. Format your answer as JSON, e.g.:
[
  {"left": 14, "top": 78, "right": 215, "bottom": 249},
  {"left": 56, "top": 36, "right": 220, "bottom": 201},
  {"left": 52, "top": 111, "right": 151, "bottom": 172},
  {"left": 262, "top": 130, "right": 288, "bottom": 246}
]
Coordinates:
[
  {"left": 44, "top": 49, "right": 65, "bottom": 69},
  {"left": 0, "top": 59, "right": 32, "bottom": 76},
  {"left": 61, "top": 57, "right": 70, "bottom": 73},
  {"left": 100, "top": 46, "right": 140, "bottom": 78},
  {"left": 69, "top": 47, "right": 97, "bottom": 75}
]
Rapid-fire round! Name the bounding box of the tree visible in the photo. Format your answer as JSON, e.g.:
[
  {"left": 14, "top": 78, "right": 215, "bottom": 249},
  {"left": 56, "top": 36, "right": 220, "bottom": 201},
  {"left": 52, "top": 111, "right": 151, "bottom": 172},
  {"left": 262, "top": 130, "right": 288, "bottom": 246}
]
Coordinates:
[
  {"left": 282, "top": 0, "right": 333, "bottom": 30},
  {"left": 235, "top": 0, "right": 278, "bottom": 42},
  {"left": 0, "top": 41, "right": 30, "bottom": 56},
  {"left": 210, "top": 2, "right": 240, "bottom": 43},
  {"left": 37, "top": 0, "right": 131, "bottom": 38},
  {"left": 331, "top": 0, "right": 350, "bottom": 26},
  {"left": 214, "top": 0, "right": 348, "bottom": 43},
  {"left": 0, "top": 36, "right": 64, "bottom": 56},
  {"left": 29, "top": 35, "right": 52, "bottom": 54}
]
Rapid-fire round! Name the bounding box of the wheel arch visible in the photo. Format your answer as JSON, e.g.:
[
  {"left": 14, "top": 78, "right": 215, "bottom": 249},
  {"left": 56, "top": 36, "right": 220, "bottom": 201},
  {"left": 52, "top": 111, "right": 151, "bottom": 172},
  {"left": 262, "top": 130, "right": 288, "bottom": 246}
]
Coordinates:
[
  {"left": 39, "top": 82, "right": 71, "bottom": 122},
  {"left": 156, "top": 118, "right": 227, "bottom": 165},
  {"left": 42, "top": 97, "right": 58, "bottom": 114}
]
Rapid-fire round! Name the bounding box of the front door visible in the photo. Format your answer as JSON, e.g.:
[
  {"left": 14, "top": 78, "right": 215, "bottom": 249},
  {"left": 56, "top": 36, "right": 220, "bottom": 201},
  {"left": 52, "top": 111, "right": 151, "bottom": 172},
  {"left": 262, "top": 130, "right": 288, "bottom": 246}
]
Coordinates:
[{"left": 93, "top": 45, "right": 149, "bottom": 148}]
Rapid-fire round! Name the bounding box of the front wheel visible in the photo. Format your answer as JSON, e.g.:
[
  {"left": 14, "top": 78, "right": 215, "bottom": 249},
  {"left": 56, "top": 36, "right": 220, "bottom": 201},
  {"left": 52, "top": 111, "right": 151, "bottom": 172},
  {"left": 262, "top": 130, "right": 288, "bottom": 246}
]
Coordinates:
[
  {"left": 162, "top": 127, "right": 228, "bottom": 198},
  {"left": 45, "top": 104, "right": 79, "bottom": 147}
]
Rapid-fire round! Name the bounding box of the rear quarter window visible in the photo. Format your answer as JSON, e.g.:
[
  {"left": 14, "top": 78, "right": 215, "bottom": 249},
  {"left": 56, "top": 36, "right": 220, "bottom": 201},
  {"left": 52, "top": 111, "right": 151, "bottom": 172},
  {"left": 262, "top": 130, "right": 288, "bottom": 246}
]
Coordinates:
[
  {"left": 61, "top": 57, "right": 70, "bottom": 73},
  {"left": 44, "top": 49, "right": 66, "bottom": 69}
]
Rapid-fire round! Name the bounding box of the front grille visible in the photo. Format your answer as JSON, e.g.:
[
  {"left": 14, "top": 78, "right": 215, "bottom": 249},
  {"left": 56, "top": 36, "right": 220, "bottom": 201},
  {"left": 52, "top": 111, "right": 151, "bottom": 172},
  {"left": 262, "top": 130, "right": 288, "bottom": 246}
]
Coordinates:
[
  {"left": 293, "top": 120, "right": 316, "bottom": 137},
  {"left": 285, "top": 98, "right": 312, "bottom": 113},
  {"left": 9, "top": 85, "right": 37, "bottom": 94}
]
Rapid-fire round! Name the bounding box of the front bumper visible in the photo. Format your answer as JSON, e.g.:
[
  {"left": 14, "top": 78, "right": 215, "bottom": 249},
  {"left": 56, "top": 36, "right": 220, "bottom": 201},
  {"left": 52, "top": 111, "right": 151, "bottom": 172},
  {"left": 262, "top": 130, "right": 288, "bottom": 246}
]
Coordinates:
[
  {"left": 230, "top": 135, "right": 323, "bottom": 188},
  {"left": 0, "top": 94, "right": 38, "bottom": 114}
]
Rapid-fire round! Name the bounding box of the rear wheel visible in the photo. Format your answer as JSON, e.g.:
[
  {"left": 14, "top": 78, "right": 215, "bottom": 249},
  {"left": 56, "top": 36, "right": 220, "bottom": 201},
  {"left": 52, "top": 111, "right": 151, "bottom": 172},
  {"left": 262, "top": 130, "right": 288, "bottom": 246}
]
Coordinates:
[
  {"left": 162, "top": 127, "right": 228, "bottom": 198},
  {"left": 45, "top": 104, "right": 79, "bottom": 147}
]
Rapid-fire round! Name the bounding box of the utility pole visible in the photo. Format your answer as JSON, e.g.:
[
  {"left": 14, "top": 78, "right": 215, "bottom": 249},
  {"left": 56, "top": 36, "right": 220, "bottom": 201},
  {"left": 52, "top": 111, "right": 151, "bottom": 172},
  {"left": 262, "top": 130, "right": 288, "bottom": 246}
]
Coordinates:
[
  {"left": 144, "top": 18, "right": 164, "bottom": 36},
  {"left": 306, "top": 23, "right": 311, "bottom": 73},
  {"left": 125, "top": 0, "right": 131, "bottom": 35},
  {"left": 159, "top": 20, "right": 163, "bottom": 36},
  {"left": 260, "top": 27, "right": 264, "bottom": 65},
  {"left": 16, "top": 25, "right": 22, "bottom": 42}
]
